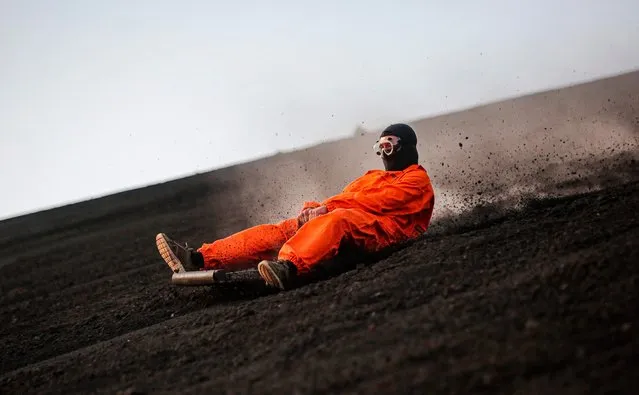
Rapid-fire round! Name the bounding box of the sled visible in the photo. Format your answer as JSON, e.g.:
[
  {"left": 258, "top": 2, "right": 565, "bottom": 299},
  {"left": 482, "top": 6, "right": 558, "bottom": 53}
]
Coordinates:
[{"left": 171, "top": 268, "right": 264, "bottom": 286}]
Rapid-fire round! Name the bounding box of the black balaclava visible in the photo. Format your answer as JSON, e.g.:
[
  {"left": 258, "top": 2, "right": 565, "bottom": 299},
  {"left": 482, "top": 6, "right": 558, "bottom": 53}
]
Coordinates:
[{"left": 379, "top": 123, "right": 419, "bottom": 171}]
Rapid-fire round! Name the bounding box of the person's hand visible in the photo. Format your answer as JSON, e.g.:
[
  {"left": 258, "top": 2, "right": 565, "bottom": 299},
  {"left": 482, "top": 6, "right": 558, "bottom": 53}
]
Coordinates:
[
  {"left": 298, "top": 208, "right": 312, "bottom": 226},
  {"left": 298, "top": 206, "right": 328, "bottom": 226}
]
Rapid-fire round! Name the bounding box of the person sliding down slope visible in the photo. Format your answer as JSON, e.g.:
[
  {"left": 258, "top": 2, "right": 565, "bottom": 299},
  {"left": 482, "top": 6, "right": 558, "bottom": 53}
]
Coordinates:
[{"left": 156, "top": 123, "right": 435, "bottom": 291}]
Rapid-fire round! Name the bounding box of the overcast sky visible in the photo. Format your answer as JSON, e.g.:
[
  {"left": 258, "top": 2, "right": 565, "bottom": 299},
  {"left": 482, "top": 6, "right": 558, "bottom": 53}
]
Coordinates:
[{"left": 1, "top": 0, "right": 638, "bottom": 220}]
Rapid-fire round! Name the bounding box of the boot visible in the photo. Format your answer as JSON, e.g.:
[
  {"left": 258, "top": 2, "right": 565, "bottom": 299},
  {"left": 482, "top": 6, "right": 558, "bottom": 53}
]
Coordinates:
[
  {"left": 257, "top": 259, "right": 297, "bottom": 290},
  {"left": 155, "top": 233, "right": 204, "bottom": 273}
]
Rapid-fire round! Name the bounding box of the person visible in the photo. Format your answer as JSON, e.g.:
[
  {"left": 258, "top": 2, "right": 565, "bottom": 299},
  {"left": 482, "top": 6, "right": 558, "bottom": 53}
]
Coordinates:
[{"left": 156, "top": 123, "right": 435, "bottom": 290}]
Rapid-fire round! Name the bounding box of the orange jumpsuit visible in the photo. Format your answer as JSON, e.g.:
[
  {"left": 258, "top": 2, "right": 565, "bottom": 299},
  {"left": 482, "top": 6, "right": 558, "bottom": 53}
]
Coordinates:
[{"left": 197, "top": 164, "right": 435, "bottom": 273}]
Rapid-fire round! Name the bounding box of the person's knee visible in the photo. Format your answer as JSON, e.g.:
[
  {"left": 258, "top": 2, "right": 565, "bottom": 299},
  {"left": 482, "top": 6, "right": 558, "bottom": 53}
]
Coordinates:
[
  {"left": 305, "top": 208, "right": 354, "bottom": 232},
  {"left": 325, "top": 208, "right": 357, "bottom": 221},
  {"left": 326, "top": 208, "right": 366, "bottom": 228}
]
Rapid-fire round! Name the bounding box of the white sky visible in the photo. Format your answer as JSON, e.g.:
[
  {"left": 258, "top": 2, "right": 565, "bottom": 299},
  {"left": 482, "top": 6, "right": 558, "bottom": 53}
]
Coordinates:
[{"left": 1, "top": 0, "right": 638, "bottom": 220}]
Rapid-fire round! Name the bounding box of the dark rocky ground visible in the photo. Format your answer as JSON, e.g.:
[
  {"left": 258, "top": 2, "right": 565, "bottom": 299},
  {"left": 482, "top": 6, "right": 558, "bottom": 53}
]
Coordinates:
[{"left": 1, "top": 164, "right": 638, "bottom": 394}]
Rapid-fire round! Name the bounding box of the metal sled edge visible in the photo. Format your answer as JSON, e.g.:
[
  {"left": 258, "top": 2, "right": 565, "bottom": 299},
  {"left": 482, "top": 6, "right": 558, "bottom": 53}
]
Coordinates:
[{"left": 171, "top": 268, "right": 264, "bottom": 286}]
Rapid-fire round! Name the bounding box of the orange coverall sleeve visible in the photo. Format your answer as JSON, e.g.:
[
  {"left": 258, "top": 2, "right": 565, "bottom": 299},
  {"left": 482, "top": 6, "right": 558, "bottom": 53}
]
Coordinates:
[{"left": 322, "top": 171, "right": 433, "bottom": 216}]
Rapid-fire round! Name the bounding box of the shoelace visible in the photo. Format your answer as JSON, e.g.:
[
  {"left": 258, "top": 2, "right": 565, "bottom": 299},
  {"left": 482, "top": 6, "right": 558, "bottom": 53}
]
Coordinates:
[{"left": 169, "top": 239, "right": 189, "bottom": 252}]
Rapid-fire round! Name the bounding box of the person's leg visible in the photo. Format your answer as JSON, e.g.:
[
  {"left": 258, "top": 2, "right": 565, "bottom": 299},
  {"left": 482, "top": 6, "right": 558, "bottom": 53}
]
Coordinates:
[
  {"left": 156, "top": 218, "right": 298, "bottom": 273},
  {"left": 258, "top": 208, "right": 394, "bottom": 289},
  {"left": 196, "top": 218, "right": 298, "bottom": 270},
  {"left": 282, "top": 208, "right": 393, "bottom": 270}
]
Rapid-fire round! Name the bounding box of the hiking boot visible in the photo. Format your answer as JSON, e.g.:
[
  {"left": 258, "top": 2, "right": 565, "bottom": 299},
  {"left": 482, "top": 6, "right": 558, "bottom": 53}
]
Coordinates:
[
  {"left": 155, "top": 233, "right": 202, "bottom": 273},
  {"left": 257, "top": 260, "right": 297, "bottom": 290}
]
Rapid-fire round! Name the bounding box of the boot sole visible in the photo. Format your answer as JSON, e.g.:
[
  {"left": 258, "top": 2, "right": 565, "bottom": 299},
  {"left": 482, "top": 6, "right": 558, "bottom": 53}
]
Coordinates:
[
  {"left": 257, "top": 261, "right": 285, "bottom": 290},
  {"left": 156, "top": 233, "right": 186, "bottom": 273}
]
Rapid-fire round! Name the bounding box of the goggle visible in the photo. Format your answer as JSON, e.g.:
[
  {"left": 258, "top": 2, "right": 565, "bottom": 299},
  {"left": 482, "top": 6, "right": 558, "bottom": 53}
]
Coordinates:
[{"left": 373, "top": 135, "right": 401, "bottom": 156}]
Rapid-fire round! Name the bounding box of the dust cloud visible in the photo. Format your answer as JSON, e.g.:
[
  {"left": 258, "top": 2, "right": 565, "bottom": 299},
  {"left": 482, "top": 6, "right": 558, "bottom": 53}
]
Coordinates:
[
  {"left": 3, "top": 71, "right": 635, "bottom": 245},
  {"left": 230, "top": 70, "right": 639, "bottom": 228}
]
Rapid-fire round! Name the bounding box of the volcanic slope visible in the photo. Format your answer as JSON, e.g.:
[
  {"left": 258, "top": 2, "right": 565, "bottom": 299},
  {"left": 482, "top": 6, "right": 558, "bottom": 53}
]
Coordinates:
[{"left": 1, "top": 172, "right": 638, "bottom": 394}]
